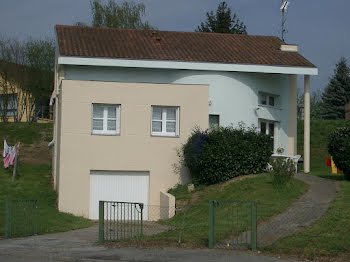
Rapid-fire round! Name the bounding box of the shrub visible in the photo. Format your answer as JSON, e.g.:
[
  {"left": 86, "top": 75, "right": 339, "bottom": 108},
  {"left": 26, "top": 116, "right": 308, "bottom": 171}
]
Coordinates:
[
  {"left": 328, "top": 127, "right": 350, "bottom": 180},
  {"left": 270, "top": 157, "right": 296, "bottom": 188},
  {"left": 182, "top": 125, "right": 273, "bottom": 184}
]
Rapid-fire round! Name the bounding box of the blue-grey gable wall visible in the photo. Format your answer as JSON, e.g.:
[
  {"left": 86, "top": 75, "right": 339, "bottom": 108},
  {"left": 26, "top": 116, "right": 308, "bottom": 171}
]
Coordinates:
[{"left": 64, "top": 65, "right": 290, "bottom": 151}]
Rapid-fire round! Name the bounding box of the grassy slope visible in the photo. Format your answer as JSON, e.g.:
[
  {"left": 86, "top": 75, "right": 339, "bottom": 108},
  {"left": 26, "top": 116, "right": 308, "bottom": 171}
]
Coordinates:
[
  {"left": 144, "top": 175, "right": 306, "bottom": 247},
  {"left": 267, "top": 119, "right": 350, "bottom": 259},
  {"left": 0, "top": 123, "right": 92, "bottom": 236}
]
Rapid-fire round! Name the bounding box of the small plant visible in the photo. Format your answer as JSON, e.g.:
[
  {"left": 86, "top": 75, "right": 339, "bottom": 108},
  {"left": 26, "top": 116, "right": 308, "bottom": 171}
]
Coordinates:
[
  {"left": 270, "top": 157, "right": 296, "bottom": 188},
  {"left": 328, "top": 127, "right": 350, "bottom": 180}
]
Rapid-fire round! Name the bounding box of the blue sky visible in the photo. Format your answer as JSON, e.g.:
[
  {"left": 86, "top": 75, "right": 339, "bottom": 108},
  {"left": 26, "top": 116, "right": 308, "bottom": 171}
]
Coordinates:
[{"left": 0, "top": 0, "right": 349, "bottom": 92}]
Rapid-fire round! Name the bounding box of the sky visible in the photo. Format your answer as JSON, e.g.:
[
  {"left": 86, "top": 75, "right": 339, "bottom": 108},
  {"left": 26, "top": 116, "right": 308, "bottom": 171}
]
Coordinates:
[{"left": 0, "top": 0, "right": 349, "bottom": 93}]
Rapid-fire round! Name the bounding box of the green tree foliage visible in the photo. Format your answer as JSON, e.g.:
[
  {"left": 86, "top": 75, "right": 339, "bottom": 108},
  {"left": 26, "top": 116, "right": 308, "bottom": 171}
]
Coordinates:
[
  {"left": 182, "top": 125, "right": 272, "bottom": 185},
  {"left": 322, "top": 57, "right": 350, "bottom": 119},
  {"left": 328, "top": 127, "right": 350, "bottom": 180},
  {"left": 91, "top": 0, "right": 153, "bottom": 29},
  {"left": 24, "top": 38, "right": 55, "bottom": 106},
  {"left": 196, "top": 1, "right": 247, "bottom": 34}
]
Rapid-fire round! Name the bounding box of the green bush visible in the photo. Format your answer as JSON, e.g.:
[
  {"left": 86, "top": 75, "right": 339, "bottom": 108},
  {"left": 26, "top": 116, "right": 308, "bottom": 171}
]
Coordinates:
[
  {"left": 182, "top": 125, "right": 273, "bottom": 184},
  {"left": 328, "top": 127, "right": 350, "bottom": 180},
  {"left": 270, "top": 157, "right": 296, "bottom": 188}
]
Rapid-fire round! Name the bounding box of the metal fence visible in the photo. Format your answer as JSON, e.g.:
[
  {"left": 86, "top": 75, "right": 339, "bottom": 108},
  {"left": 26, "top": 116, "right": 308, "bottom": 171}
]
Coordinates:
[
  {"left": 99, "top": 201, "right": 144, "bottom": 242},
  {"left": 0, "top": 200, "right": 38, "bottom": 239},
  {"left": 98, "top": 200, "right": 258, "bottom": 250},
  {"left": 98, "top": 201, "right": 208, "bottom": 245},
  {"left": 209, "top": 200, "right": 257, "bottom": 250},
  {"left": 97, "top": 199, "right": 332, "bottom": 252}
]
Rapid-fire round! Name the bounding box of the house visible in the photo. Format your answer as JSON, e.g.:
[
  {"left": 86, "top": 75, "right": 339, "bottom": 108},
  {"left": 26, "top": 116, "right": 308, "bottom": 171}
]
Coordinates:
[
  {"left": 0, "top": 61, "right": 52, "bottom": 122},
  {"left": 0, "top": 62, "right": 35, "bottom": 122},
  {"left": 53, "top": 25, "right": 317, "bottom": 219}
]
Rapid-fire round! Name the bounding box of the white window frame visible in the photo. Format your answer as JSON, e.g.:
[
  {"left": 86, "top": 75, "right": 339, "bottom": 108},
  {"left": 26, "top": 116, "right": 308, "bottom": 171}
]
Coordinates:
[
  {"left": 151, "top": 106, "right": 179, "bottom": 137},
  {"left": 259, "top": 119, "right": 278, "bottom": 152},
  {"left": 92, "top": 104, "right": 121, "bottom": 135},
  {"left": 259, "top": 92, "right": 279, "bottom": 108}
]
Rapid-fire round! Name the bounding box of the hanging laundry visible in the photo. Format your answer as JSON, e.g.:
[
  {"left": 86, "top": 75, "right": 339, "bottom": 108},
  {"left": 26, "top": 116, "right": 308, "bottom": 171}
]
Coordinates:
[
  {"left": 3, "top": 140, "right": 17, "bottom": 169},
  {"left": 3, "top": 140, "right": 9, "bottom": 158}
]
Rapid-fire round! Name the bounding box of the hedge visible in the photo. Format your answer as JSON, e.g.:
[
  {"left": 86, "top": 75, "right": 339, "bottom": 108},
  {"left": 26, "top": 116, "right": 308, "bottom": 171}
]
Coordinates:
[
  {"left": 182, "top": 125, "right": 273, "bottom": 184},
  {"left": 328, "top": 127, "right": 350, "bottom": 180}
]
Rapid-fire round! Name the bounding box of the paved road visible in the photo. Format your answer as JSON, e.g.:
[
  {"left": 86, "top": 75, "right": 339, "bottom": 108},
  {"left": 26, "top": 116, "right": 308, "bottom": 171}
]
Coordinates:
[{"left": 0, "top": 227, "right": 295, "bottom": 262}]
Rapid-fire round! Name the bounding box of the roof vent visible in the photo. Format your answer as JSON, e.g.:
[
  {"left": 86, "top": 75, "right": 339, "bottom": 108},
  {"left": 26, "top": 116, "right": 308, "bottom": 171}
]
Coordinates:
[{"left": 280, "top": 44, "right": 298, "bottom": 52}]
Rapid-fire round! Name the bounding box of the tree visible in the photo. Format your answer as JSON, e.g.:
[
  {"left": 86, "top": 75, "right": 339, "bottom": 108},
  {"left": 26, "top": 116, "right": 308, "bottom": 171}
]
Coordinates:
[
  {"left": 196, "top": 1, "right": 247, "bottom": 34},
  {"left": 91, "top": 0, "right": 153, "bottom": 29},
  {"left": 322, "top": 57, "right": 350, "bottom": 119},
  {"left": 24, "top": 38, "right": 55, "bottom": 119}
]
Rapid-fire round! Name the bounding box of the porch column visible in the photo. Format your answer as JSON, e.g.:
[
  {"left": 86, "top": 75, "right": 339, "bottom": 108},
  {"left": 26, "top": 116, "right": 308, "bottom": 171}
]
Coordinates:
[
  {"left": 288, "top": 75, "right": 297, "bottom": 155},
  {"left": 304, "top": 75, "right": 310, "bottom": 173}
]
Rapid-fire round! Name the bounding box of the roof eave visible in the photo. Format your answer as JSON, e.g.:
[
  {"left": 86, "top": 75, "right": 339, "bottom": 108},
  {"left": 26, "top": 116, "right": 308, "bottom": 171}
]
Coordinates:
[{"left": 57, "top": 56, "right": 318, "bottom": 76}]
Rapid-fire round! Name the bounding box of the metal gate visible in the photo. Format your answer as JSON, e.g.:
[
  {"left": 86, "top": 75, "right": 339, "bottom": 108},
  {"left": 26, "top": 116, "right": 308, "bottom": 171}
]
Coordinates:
[
  {"left": 2, "top": 200, "right": 38, "bottom": 239},
  {"left": 98, "top": 201, "right": 144, "bottom": 243},
  {"left": 208, "top": 200, "right": 257, "bottom": 250}
]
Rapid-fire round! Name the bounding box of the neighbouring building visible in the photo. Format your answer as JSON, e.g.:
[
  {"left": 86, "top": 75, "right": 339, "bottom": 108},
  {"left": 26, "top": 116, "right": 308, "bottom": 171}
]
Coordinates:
[{"left": 53, "top": 25, "right": 317, "bottom": 219}]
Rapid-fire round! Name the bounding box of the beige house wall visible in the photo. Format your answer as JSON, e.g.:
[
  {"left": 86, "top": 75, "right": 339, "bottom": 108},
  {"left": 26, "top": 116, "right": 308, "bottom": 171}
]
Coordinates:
[{"left": 56, "top": 79, "right": 209, "bottom": 217}]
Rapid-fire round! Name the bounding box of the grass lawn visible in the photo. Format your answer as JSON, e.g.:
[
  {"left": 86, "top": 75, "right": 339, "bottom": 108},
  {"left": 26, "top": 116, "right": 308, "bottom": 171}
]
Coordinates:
[
  {"left": 265, "top": 119, "right": 350, "bottom": 260},
  {"left": 0, "top": 123, "right": 92, "bottom": 237},
  {"left": 122, "top": 174, "right": 307, "bottom": 247}
]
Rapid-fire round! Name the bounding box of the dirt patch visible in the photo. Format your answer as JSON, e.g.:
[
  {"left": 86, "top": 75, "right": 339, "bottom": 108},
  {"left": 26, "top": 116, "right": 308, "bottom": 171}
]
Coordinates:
[{"left": 19, "top": 135, "right": 52, "bottom": 166}]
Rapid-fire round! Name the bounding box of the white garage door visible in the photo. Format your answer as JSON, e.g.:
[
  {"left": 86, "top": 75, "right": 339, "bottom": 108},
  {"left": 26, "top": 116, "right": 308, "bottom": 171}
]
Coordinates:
[{"left": 89, "top": 170, "right": 149, "bottom": 220}]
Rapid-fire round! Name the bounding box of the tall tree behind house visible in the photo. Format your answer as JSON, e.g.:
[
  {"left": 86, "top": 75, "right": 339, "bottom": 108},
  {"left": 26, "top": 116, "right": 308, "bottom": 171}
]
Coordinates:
[
  {"left": 322, "top": 57, "right": 350, "bottom": 119},
  {"left": 91, "top": 0, "right": 153, "bottom": 29},
  {"left": 196, "top": 1, "right": 247, "bottom": 34}
]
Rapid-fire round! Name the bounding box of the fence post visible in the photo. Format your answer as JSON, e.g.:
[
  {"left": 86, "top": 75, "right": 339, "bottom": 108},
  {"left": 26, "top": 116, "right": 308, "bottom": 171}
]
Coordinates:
[
  {"left": 208, "top": 200, "right": 216, "bottom": 248},
  {"left": 99, "top": 201, "right": 104, "bottom": 243},
  {"left": 250, "top": 201, "right": 257, "bottom": 251},
  {"left": 5, "top": 200, "right": 11, "bottom": 239},
  {"left": 140, "top": 204, "right": 144, "bottom": 237},
  {"left": 34, "top": 200, "right": 38, "bottom": 235}
]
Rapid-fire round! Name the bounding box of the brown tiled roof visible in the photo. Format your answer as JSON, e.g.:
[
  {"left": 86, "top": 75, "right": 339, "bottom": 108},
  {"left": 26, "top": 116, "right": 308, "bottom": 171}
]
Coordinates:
[{"left": 56, "top": 25, "right": 316, "bottom": 68}]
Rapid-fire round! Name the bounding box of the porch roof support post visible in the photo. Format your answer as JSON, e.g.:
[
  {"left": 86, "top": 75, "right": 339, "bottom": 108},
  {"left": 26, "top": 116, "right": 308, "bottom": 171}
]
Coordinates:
[{"left": 304, "top": 75, "right": 311, "bottom": 173}]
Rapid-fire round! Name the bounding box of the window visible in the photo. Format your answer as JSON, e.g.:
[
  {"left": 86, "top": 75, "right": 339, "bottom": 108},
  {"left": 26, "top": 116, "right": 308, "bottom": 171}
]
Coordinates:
[
  {"left": 0, "top": 94, "right": 17, "bottom": 117},
  {"left": 92, "top": 104, "right": 120, "bottom": 135},
  {"left": 259, "top": 119, "right": 278, "bottom": 151},
  {"left": 259, "top": 93, "right": 278, "bottom": 107},
  {"left": 152, "top": 106, "right": 179, "bottom": 137},
  {"left": 209, "top": 114, "right": 220, "bottom": 129}
]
